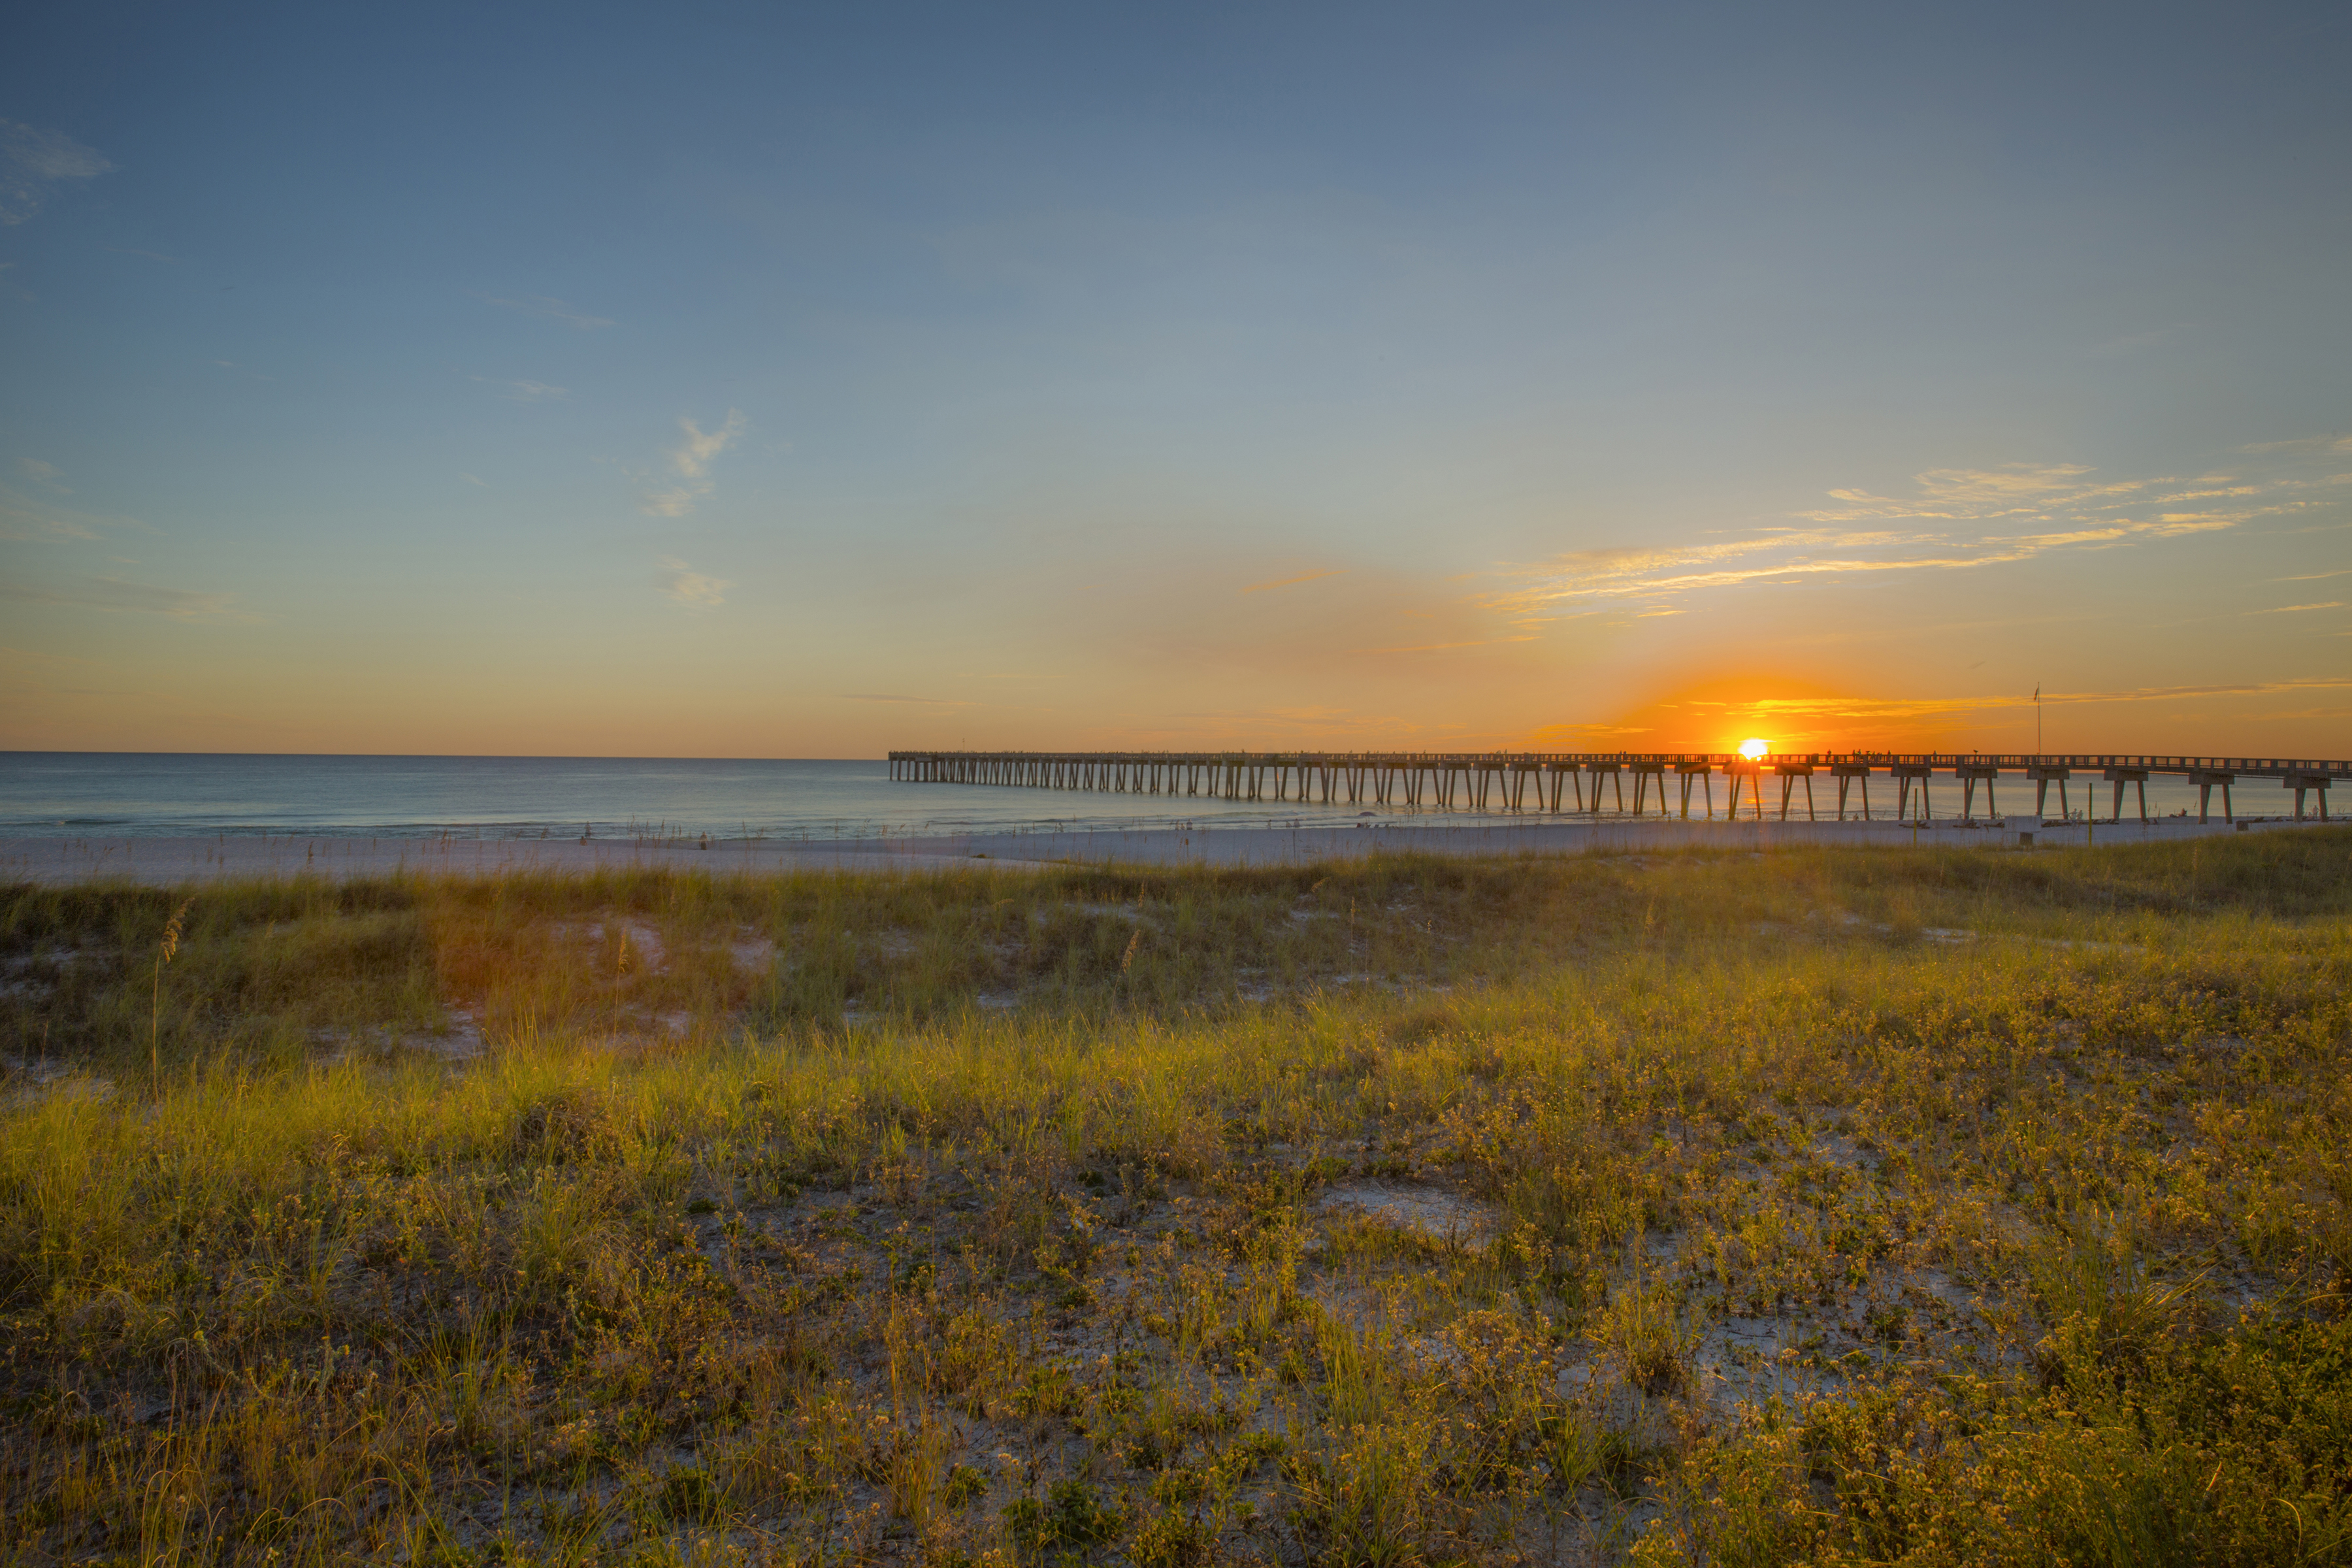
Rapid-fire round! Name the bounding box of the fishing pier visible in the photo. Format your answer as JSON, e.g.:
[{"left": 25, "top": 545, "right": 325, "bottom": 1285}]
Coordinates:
[{"left": 889, "top": 751, "right": 2346, "bottom": 824}]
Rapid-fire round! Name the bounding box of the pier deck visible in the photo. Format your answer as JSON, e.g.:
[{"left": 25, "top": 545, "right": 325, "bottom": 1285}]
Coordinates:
[{"left": 888, "top": 750, "right": 2346, "bottom": 824}]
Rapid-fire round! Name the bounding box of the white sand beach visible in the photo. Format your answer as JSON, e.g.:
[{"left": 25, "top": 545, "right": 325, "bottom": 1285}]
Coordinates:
[{"left": 0, "top": 814, "right": 2317, "bottom": 886}]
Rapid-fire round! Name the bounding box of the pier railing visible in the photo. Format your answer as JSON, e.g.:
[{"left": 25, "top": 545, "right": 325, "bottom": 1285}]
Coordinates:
[{"left": 886, "top": 750, "right": 2345, "bottom": 824}]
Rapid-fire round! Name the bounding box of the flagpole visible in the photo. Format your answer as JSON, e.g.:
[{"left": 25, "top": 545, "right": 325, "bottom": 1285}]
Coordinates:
[{"left": 2034, "top": 684, "right": 2042, "bottom": 755}]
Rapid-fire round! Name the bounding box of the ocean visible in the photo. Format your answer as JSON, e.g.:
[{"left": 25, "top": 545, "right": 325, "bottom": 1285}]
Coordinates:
[
  {"left": 0, "top": 753, "right": 1503, "bottom": 840},
  {"left": 0, "top": 752, "right": 2239, "bottom": 840}
]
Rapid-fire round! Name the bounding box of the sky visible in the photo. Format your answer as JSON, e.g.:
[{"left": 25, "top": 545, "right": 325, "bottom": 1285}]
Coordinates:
[{"left": 2, "top": 0, "right": 2348, "bottom": 759}]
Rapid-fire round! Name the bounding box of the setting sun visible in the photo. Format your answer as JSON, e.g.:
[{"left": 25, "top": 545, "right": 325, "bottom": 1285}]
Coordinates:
[{"left": 1739, "top": 738, "right": 1771, "bottom": 760}]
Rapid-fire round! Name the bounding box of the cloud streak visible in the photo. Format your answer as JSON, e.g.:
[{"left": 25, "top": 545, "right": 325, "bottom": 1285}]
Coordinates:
[
  {"left": 474, "top": 292, "right": 613, "bottom": 329},
  {"left": 471, "top": 376, "right": 568, "bottom": 402},
  {"left": 1724, "top": 677, "right": 2352, "bottom": 722},
  {"left": 640, "top": 410, "right": 746, "bottom": 517},
  {"left": 658, "top": 558, "right": 729, "bottom": 609},
  {"left": 1499, "top": 460, "right": 2315, "bottom": 619},
  {"left": 2238, "top": 434, "right": 2352, "bottom": 456},
  {"left": 0, "top": 483, "right": 121, "bottom": 544},
  {"left": 1347, "top": 636, "right": 1535, "bottom": 655},
  {"left": 0, "top": 575, "right": 235, "bottom": 617},
  {"left": 0, "top": 121, "right": 112, "bottom": 225}
]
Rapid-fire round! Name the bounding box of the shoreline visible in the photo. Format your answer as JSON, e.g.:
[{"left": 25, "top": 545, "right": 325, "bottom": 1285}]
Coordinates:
[{"left": 0, "top": 815, "right": 2330, "bottom": 886}]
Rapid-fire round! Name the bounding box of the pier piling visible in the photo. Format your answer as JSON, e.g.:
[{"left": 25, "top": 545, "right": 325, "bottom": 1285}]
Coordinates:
[{"left": 887, "top": 749, "right": 2349, "bottom": 824}]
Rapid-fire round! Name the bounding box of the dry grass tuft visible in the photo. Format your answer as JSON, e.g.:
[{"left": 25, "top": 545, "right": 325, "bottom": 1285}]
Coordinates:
[{"left": 2, "top": 830, "right": 2349, "bottom": 1563}]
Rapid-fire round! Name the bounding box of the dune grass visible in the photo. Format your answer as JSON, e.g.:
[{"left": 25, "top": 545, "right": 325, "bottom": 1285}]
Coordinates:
[{"left": 1, "top": 830, "right": 2348, "bottom": 1565}]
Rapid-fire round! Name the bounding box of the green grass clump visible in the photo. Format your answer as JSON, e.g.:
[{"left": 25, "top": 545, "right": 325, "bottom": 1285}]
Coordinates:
[{"left": 0, "top": 829, "right": 2347, "bottom": 1564}]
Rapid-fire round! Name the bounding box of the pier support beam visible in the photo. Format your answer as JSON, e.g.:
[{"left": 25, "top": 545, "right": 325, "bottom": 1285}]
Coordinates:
[
  {"left": 2285, "top": 772, "right": 2331, "bottom": 821},
  {"left": 1772, "top": 764, "right": 1816, "bottom": 821},
  {"left": 1544, "top": 763, "right": 1580, "bottom": 812},
  {"left": 1630, "top": 765, "right": 1668, "bottom": 816},
  {"left": 2029, "top": 766, "right": 2072, "bottom": 823},
  {"left": 1831, "top": 764, "right": 1873, "bottom": 821},
  {"left": 1891, "top": 765, "right": 1933, "bottom": 823},
  {"left": 1588, "top": 766, "right": 1622, "bottom": 813},
  {"left": 1957, "top": 764, "right": 1999, "bottom": 821},
  {"left": 1720, "top": 763, "right": 1759, "bottom": 819},
  {"left": 1676, "top": 762, "right": 1712, "bottom": 820},
  {"left": 2190, "top": 772, "right": 2234, "bottom": 825},
  {"left": 2103, "top": 768, "right": 2150, "bottom": 824}
]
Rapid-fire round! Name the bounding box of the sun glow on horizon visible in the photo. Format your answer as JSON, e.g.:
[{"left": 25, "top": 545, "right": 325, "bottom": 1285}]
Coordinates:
[{"left": 1739, "top": 738, "right": 1771, "bottom": 759}]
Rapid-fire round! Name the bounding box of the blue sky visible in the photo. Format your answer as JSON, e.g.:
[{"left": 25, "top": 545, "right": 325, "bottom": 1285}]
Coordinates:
[{"left": 3, "top": 1, "right": 2348, "bottom": 755}]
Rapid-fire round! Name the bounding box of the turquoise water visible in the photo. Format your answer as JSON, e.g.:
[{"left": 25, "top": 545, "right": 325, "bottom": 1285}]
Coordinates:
[{"left": 0, "top": 752, "right": 2251, "bottom": 840}]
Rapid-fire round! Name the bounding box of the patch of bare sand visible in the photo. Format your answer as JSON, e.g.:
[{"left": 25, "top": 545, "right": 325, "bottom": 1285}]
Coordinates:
[{"left": 1315, "top": 1181, "right": 1497, "bottom": 1242}]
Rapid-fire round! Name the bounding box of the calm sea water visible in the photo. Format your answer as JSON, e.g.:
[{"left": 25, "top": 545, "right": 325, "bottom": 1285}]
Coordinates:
[
  {"left": 0, "top": 753, "right": 2236, "bottom": 840},
  {"left": 0, "top": 753, "right": 1490, "bottom": 840}
]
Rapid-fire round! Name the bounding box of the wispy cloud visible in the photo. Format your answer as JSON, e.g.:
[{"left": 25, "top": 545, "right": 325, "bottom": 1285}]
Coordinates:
[
  {"left": 0, "top": 121, "right": 112, "bottom": 225},
  {"left": 1720, "top": 677, "right": 2352, "bottom": 722},
  {"left": 671, "top": 413, "right": 742, "bottom": 480},
  {"left": 104, "top": 246, "right": 183, "bottom": 263},
  {"left": 17, "top": 458, "right": 65, "bottom": 493},
  {"left": 640, "top": 410, "right": 745, "bottom": 518},
  {"left": 2250, "top": 602, "right": 2344, "bottom": 614},
  {"left": 658, "top": 558, "right": 729, "bottom": 610},
  {"left": 470, "top": 375, "right": 568, "bottom": 402},
  {"left": 474, "top": 292, "right": 613, "bottom": 329},
  {"left": 0, "top": 483, "right": 118, "bottom": 543},
  {"left": 0, "top": 574, "right": 234, "bottom": 617},
  {"left": 843, "top": 693, "right": 976, "bottom": 706},
  {"left": 2238, "top": 433, "right": 2352, "bottom": 456},
  {"left": 1347, "top": 636, "right": 1534, "bottom": 655},
  {"left": 1242, "top": 568, "right": 1345, "bottom": 594},
  {"left": 1499, "top": 459, "right": 2314, "bottom": 619}
]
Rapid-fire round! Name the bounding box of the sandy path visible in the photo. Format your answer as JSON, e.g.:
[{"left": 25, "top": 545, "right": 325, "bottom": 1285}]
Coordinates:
[{"left": 0, "top": 815, "right": 2310, "bottom": 886}]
